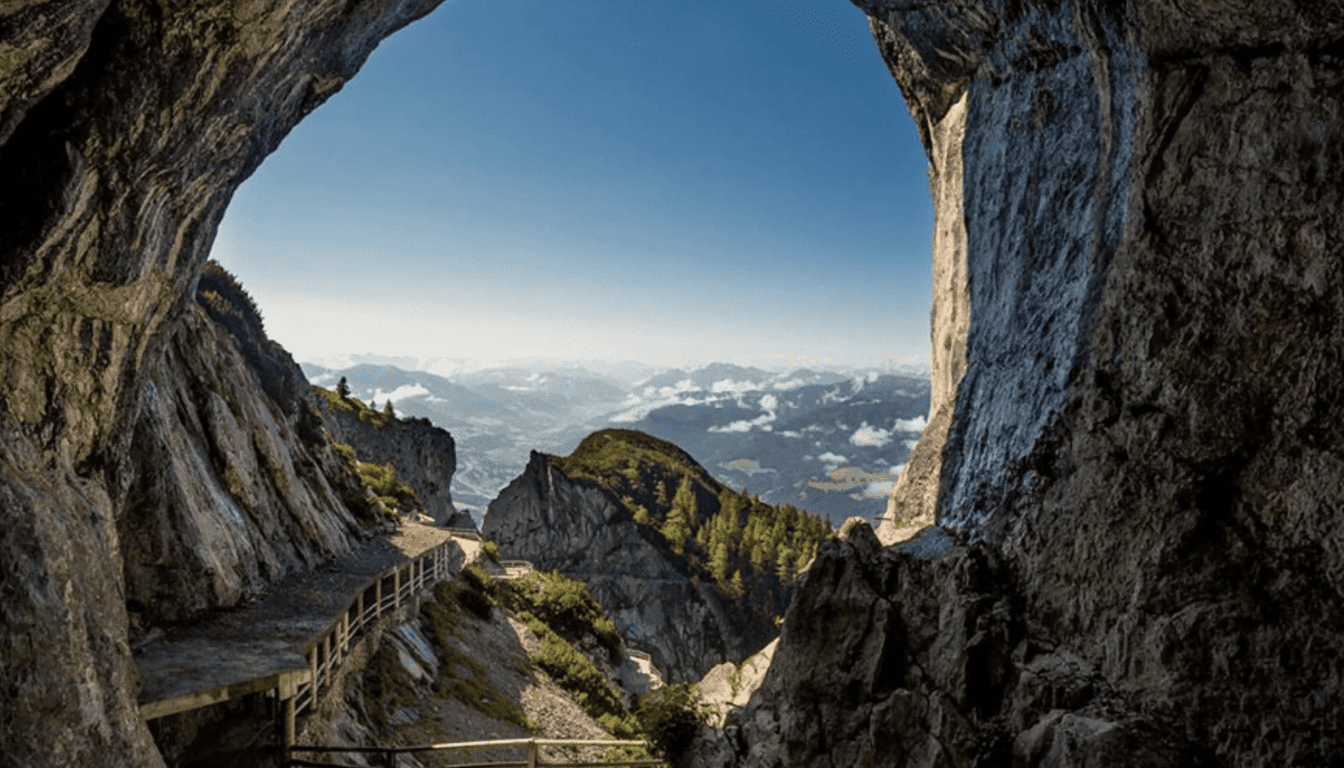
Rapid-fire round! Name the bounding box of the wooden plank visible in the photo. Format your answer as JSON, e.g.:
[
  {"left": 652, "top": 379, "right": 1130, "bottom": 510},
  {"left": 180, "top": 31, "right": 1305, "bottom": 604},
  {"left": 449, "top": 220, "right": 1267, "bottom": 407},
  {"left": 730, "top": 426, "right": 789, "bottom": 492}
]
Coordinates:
[{"left": 140, "top": 671, "right": 286, "bottom": 720}]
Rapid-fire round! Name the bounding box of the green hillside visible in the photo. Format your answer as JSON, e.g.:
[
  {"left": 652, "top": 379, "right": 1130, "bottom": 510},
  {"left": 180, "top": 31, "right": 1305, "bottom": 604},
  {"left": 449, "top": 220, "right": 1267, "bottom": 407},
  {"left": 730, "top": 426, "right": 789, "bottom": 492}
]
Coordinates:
[{"left": 551, "top": 429, "right": 833, "bottom": 591}]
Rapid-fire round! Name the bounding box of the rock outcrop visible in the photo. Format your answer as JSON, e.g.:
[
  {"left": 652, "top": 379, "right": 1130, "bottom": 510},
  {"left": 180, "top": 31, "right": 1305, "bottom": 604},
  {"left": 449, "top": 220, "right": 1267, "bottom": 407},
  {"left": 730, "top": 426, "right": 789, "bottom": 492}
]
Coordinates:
[
  {"left": 321, "top": 396, "right": 464, "bottom": 527},
  {"left": 120, "top": 277, "right": 370, "bottom": 632},
  {"left": 708, "top": 2, "right": 1344, "bottom": 767},
  {"left": 0, "top": 0, "right": 441, "bottom": 763},
  {"left": 483, "top": 448, "right": 787, "bottom": 683}
]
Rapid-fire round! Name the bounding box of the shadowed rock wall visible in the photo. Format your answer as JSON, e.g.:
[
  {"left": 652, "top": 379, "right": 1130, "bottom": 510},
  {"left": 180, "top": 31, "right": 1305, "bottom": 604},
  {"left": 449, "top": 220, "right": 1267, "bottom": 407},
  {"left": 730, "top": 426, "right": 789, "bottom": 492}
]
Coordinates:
[
  {"left": 0, "top": 0, "right": 442, "bottom": 763},
  {"left": 323, "top": 403, "right": 462, "bottom": 527},
  {"left": 483, "top": 451, "right": 783, "bottom": 683},
  {"left": 708, "top": 2, "right": 1344, "bottom": 767}
]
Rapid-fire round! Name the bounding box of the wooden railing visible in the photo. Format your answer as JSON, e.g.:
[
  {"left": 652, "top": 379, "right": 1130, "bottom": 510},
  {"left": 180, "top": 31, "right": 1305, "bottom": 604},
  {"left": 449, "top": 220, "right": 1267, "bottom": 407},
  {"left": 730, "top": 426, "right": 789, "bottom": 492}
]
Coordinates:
[
  {"left": 445, "top": 527, "right": 483, "bottom": 541},
  {"left": 140, "top": 535, "right": 465, "bottom": 749},
  {"left": 497, "top": 559, "right": 536, "bottom": 579},
  {"left": 276, "top": 538, "right": 460, "bottom": 746},
  {"left": 287, "top": 737, "right": 665, "bottom": 768}
]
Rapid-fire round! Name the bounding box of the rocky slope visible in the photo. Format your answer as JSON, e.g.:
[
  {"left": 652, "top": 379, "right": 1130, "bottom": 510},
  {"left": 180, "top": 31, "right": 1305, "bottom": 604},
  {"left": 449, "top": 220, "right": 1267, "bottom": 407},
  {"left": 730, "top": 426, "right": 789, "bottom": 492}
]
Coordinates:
[
  {"left": 483, "top": 430, "right": 827, "bottom": 683},
  {"left": 0, "top": 0, "right": 442, "bottom": 762},
  {"left": 319, "top": 388, "right": 466, "bottom": 527},
  {"left": 697, "top": 2, "right": 1344, "bottom": 767}
]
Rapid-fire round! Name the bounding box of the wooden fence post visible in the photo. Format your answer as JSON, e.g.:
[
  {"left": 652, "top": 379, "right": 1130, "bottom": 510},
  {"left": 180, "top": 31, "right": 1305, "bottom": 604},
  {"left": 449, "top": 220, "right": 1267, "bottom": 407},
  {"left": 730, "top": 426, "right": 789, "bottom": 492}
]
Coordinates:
[
  {"left": 277, "top": 672, "right": 298, "bottom": 754},
  {"left": 527, "top": 738, "right": 538, "bottom": 768},
  {"left": 394, "top": 568, "right": 401, "bottom": 609},
  {"left": 308, "top": 648, "right": 318, "bottom": 705}
]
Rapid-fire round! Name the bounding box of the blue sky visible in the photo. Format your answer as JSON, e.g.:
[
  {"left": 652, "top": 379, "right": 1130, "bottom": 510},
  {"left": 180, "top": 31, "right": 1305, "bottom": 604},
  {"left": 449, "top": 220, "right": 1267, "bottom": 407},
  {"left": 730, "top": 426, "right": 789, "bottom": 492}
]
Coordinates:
[{"left": 210, "top": 0, "right": 934, "bottom": 372}]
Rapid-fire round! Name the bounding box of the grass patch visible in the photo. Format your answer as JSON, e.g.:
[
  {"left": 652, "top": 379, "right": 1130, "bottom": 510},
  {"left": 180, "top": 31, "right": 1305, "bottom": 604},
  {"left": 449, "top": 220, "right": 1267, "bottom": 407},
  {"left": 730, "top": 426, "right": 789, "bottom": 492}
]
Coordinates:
[
  {"left": 420, "top": 581, "right": 531, "bottom": 729},
  {"left": 355, "top": 461, "right": 422, "bottom": 517},
  {"left": 362, "top": 643, "right": 416, "bottom": 739},
  {"left": 314, "top": 385, "right": 396, "bottom": 429}
]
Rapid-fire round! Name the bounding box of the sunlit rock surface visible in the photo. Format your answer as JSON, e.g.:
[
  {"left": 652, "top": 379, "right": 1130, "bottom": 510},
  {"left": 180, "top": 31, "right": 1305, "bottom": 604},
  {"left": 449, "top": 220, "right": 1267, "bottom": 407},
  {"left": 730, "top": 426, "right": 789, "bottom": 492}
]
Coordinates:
[
  {"left": 712, "top": 1, "right": 1344, "bottom": 766},
  {"left": 483, "top": 450, "right": 784, "bottom": 683},
  {"left": 0, "top": 0, "right": 442, "bottom": 762}
]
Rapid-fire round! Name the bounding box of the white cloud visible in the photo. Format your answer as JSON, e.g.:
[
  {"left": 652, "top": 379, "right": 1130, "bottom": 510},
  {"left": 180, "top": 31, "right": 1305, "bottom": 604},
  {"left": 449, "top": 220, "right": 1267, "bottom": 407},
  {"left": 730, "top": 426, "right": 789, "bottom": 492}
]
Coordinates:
[
  {"left": 849, "top": 422, "right": 892, "bottom": 448},
  {"left": 710, "top": 411, "right": 776, "bottom": 433},
  {"left": 659, "top": 379, "right": 701, "bottom": 396},
  {"left": 771, "top": 377, "right": 807, "bottom": 391},
  {"left": 373, "top": 384, "right": 429, "bottom": 404},
  {"left": 610, "top": 388, "right": 728, "bottom": 423},
  {"left": 904, "top": 439, "right": 920, "bottom": 451},
  {"left": 817, "top": 452, "right": 847, "bottom": 467},
  {"left": 850, "top": 480, "right": 895, "bottom": 500},
  {"left": 710, "top": 378, "right": 761, "bottom": 393},
  {"left": 781, "top": 430, "right": 802, "bottom": 438},
  {"left": 707, "top": 391, "right": 779, "bottom": 433},
  {"left": 820, "top": 387, "right": 848, "bottom": 404},
  {"left": 893, "top": 415, "right": 929, "bottom": 433}
]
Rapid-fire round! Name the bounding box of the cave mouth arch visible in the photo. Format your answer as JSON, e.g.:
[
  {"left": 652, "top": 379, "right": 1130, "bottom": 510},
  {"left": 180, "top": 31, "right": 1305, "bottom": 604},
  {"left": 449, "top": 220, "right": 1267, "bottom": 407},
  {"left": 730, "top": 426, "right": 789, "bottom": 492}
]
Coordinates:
[{"left": 206, "top": 0, "right": 935, "bottom": 378}]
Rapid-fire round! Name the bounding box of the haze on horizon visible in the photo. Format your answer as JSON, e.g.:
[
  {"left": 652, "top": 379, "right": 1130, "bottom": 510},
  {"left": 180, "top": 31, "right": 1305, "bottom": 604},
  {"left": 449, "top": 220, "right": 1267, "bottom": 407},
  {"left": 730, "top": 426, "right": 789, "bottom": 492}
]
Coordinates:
[{"left": 208, "top": 0, "right": 935, "bottom": 373}]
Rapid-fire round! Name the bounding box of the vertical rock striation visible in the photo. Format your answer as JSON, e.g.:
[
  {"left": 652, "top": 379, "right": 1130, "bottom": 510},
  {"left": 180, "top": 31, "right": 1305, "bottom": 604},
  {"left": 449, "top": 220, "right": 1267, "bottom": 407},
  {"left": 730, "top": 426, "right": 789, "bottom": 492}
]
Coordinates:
[
  {"left": 0, "top": 0, "right": 442, "bottom": 763},
  {"left": 721, "top": 2, "right": 1344, "bottom": 767}
]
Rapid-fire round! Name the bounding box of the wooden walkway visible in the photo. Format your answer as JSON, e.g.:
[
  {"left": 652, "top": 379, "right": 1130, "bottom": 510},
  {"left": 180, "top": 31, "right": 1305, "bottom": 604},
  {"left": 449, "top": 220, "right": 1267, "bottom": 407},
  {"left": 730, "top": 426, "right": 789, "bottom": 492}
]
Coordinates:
[{"left": 135, "top": 522, "right": 478, "bottom": 742}]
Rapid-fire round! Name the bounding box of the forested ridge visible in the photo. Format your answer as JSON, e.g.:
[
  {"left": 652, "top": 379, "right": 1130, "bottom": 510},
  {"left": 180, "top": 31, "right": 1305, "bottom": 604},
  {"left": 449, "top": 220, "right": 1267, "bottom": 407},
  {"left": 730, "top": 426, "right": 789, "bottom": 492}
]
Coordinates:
[{"left": 551, "top": 429, "right": 833, "bottom": 595}]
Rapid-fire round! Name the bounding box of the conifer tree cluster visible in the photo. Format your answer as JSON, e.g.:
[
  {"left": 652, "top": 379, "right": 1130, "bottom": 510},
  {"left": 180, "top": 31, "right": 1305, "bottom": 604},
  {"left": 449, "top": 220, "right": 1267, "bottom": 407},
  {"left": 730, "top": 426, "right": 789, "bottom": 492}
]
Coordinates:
[
  {"left": 691, "top": 488, "right": 830, "bottom": 592},
  {"left": 550, "top": 430, "right": 833, "bottom": 595}
]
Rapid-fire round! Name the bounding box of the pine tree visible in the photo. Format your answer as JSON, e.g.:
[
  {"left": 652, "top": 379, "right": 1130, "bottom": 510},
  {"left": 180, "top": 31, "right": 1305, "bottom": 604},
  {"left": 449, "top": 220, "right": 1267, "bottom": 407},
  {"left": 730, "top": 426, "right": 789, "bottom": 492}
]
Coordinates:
[
  {"left": 336, "top": 376, "right": 350, "bottom": 399},
  {"left": 660, "top": 475, "right": 696, "bottom": 556},
  {"left": 709, "top": 541, "right": 730, "bottom": 586},
  {"left": 730, "top": 569, "right": 745, "bottom": 596},
  {"left": 382, "top": 399, "right": 394, "bottom": 418}
]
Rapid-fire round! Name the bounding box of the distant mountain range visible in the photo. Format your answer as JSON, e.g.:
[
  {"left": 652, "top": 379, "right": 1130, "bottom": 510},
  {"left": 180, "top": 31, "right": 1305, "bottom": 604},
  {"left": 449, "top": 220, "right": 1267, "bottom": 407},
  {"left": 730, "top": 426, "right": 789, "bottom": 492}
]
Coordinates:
[{"left": 302, "top": 359, "right": 931, "bottom": 526}]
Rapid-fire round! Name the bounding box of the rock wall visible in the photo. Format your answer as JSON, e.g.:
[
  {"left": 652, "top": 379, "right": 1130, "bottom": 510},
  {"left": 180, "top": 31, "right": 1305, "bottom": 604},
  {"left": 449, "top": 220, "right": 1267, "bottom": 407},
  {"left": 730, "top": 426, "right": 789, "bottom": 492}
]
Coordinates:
[
  {"left": 715, "top": 2, "right": 1344, "bottom": 767},
  {"left": 483, "top": 451, "right": 781, "bottom": 683},
  {"left": 119, "top": 298, "right": 367, "bottom": 632},
  {"left": 0, "top": 0, "right": 442, "bottom": 763},
  {"left": 323, "top": 401, "right": 463, "bottom": 527}
]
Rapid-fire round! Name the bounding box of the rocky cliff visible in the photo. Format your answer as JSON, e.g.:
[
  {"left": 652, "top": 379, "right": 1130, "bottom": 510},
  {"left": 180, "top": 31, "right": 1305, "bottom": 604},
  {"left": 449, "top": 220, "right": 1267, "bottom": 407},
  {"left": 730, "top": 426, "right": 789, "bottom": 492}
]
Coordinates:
[
  {"left": 320, "top": 390, "right": 466, "bottom": 527},
  {"left": 0, "top": 0, "right": 441, "bottom": 763},
  {"left": 121, "top": 266, "right": 375, "bottom": 634},
  {"left": 702, "top": 2, "right": 1344, "bottom": 767},
  {"left": 482, "top": 431, "right": 820, "bottom": 684}
]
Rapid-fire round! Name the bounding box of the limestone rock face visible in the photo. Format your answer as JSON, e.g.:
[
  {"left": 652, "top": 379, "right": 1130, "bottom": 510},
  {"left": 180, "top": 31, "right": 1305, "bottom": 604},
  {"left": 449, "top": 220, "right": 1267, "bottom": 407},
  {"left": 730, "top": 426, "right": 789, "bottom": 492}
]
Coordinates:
[
  {"left": 715, "top": 2, "right": 1344, "bottom": 766},
  {"left": 0, "top": 0, "right": 441, "bottom": 762},
  {"left": 119, "top": 300, "right": 367, "bottom": 630},
  {"left": 323, "top": 403, "right": 461, "bottom": 527},
  {"left": 483, "top": 451, "right": 781, "bottom": 683}
]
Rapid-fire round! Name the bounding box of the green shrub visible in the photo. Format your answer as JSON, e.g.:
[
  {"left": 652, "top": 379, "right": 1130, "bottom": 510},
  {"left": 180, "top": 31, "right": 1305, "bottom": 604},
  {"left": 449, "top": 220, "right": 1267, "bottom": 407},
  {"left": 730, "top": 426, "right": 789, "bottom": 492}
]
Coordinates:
[
  {"left": 500, "top": 571, "right": 621, "bottom": 661},
  {"left": 482, "top": 540, "right": 501, "bottom": 562},
  {"left": 520, "top": 613, "right": 636, "bottom": 737},
  {"left": 634, "top": 683, "right": 707, "bottom": 760}
]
